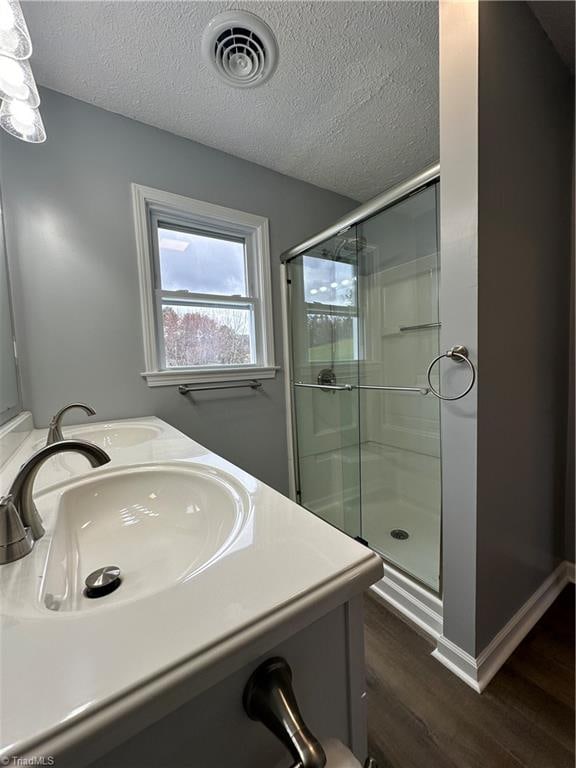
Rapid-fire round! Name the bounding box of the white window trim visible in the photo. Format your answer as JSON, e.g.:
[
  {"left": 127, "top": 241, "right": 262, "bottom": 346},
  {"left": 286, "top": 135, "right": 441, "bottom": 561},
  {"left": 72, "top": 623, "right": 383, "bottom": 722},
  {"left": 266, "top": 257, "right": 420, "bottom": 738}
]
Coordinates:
[{"left": 131, "top": 184, "right": 277, "bottom": 387}]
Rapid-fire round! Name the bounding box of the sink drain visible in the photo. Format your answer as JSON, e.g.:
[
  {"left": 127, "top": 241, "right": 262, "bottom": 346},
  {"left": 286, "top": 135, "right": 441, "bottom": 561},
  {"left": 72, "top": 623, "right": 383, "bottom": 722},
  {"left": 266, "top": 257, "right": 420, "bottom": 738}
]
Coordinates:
[
  {"left": 390, "top": 529, "right": 409, "bottom": 541},
  {"left": 84, "top": 566, "right": 122, "bottom": 598}
]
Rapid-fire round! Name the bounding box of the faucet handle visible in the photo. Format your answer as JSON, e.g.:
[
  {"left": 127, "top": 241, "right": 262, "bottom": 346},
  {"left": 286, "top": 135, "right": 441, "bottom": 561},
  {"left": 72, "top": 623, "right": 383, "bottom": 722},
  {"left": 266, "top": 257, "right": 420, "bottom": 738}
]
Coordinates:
[{"left": 0, "top": 496, "right": 33, "bottom": 564}]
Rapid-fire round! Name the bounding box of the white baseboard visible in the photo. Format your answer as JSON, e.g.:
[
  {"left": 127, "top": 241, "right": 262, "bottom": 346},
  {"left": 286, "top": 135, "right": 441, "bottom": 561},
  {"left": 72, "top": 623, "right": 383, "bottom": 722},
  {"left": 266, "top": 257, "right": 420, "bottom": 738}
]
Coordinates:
[
  {"left": 565, "top": 560, "right": 575, "bottom": 584},
  {"left": 433, "top": 561, "right": 572, "bottom": 693},
  {"left": 431, "top": 637, "right": 482, "bottom": 692},
  {"left": 371, "top": 562, "right": 443, "bottom": 640}
]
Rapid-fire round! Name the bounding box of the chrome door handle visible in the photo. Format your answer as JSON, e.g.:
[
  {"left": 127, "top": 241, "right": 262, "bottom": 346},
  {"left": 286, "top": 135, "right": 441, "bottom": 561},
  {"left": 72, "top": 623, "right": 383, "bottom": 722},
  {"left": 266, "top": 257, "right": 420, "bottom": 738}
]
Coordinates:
[
  {"left": 355, "top": 384, "right": 429, "bottom": 395},
  {"left": 293, "top": 382, "right": 353, "bottom": 391},
  {"left": 293, "top": 382, "right": 428, "bottom": 394}
]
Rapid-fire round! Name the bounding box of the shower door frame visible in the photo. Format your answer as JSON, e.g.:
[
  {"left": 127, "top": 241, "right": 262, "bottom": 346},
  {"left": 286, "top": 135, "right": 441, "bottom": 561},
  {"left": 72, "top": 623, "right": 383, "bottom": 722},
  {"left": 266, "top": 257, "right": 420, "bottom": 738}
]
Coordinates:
[
  {"left": 281, "top": 249, "right": 362, "bottom": 523},
  {"left": 280, "top": 163, "right": 442, "bottom": 594}
]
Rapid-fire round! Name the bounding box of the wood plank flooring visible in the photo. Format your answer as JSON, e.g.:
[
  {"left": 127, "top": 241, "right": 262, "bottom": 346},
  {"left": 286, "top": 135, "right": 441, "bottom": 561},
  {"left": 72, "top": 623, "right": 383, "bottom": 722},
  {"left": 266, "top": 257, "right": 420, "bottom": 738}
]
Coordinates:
[{"left": 364, "top": 585, "right": 575, "bottom": 768}]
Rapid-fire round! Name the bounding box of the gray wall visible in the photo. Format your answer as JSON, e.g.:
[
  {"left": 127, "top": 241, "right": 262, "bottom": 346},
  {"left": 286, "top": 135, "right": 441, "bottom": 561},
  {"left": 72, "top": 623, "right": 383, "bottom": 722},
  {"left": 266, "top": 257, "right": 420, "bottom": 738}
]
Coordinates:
[
  {"left": 0, "top": 185, "right": 20, "bottom": 425},
  {"left": 1, "top": 87, "right": 356, "bottom": 494},
  {"left": 438, "top": 0, "right": 480, "bottom": 655},
  {"left": 476, "top": 0, "right": 574, "bottom": 652},
  {"left": 440, "top": 0, "right": 573, "bottom": 657}
]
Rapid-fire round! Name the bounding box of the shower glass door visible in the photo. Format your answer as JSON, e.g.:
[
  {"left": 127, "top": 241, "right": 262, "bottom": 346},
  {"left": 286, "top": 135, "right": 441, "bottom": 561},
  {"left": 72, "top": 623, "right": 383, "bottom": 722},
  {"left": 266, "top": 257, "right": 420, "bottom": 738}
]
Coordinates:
[
  {"left": 357, "top": 183, "right": 441, "bottom": 590},
  {"left": 287, "top": 181, "right": 441, "bottom": 592},
  {"left": 287, "top": 233, "right": 361, "bottom": 539}
]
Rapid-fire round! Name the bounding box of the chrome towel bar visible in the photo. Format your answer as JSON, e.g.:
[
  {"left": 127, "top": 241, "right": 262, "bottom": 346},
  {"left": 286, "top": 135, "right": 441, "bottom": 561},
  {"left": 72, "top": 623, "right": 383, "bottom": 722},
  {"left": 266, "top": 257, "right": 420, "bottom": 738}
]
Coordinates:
[
  {"left": 178, "top": 380, "right": 262, "bottom": 395},
  {"left": 399, "top": 322, "right": 441, "bottom": 332}
]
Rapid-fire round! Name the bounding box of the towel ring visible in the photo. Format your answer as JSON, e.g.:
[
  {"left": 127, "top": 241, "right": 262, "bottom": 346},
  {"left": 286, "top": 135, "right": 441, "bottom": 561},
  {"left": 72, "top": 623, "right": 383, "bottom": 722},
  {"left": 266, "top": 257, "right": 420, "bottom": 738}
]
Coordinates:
[{"left": 426, "top": 345, "right": 476, "bottom": 401}]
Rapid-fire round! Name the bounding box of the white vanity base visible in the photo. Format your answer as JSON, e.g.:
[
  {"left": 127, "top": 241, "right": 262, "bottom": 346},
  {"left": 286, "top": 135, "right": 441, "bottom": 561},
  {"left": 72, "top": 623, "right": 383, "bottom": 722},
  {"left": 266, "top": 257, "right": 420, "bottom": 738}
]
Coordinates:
[{"left": 86, "top": 598, "right": 367, "bottom": 768}]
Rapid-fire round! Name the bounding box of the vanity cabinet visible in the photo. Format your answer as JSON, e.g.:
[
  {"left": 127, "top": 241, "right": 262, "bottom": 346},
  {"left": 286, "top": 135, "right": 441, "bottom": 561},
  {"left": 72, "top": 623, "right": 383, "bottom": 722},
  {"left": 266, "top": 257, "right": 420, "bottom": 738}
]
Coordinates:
[{"left": 87, "top": 599, "right": 367, "bottom": 768}]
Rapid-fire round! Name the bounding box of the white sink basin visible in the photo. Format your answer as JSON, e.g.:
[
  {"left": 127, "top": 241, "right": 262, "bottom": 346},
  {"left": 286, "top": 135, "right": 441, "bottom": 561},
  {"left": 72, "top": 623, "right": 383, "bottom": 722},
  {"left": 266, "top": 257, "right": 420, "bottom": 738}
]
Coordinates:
[
  {"left": 28, "top": 420, "right": 204, "bottom": 494},
  {"left": 39, "top": 463, "right": 249, "bottom": 612},
  {"left": 33, "top": 422, "right": 163, "bottom": 453},
  {"left": 69, "top": 423, "right": 162, "bottom": 448}
]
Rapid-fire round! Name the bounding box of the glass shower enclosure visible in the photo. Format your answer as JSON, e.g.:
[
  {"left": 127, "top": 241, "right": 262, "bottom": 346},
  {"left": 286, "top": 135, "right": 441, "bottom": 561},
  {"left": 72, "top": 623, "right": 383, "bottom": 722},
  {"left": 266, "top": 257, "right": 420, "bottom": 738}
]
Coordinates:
[{"left": 286, "top": 178, "right": 441, "bottom": 591}]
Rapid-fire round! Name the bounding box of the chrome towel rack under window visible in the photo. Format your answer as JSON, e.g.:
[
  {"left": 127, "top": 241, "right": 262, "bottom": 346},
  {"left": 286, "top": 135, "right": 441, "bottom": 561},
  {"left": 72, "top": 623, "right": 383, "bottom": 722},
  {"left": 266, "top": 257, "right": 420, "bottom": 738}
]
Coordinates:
[{"left": 178, "top": 380, "right": 262, "bottom": 395}]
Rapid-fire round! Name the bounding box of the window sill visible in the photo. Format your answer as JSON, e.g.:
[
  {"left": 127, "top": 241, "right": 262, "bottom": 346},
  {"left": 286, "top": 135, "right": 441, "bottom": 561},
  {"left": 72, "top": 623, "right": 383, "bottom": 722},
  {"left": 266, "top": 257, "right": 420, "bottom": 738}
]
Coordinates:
[{"left": 141, "top": 366, "right": 279, "bottom": 388}]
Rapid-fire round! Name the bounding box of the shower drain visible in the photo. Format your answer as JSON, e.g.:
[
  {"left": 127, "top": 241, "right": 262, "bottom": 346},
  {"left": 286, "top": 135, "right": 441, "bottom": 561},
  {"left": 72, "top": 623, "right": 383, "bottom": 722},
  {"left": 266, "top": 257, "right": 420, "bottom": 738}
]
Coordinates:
[{"left": 390, "top": 529, "right": 410, "bottom": 541}]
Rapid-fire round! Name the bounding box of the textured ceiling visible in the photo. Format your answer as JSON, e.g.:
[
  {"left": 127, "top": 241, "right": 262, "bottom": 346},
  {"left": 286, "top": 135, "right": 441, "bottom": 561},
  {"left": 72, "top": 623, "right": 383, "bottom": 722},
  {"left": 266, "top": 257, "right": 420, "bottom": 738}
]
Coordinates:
[{"left": 21, "top": 1, "right": 439, "bottom": 202}]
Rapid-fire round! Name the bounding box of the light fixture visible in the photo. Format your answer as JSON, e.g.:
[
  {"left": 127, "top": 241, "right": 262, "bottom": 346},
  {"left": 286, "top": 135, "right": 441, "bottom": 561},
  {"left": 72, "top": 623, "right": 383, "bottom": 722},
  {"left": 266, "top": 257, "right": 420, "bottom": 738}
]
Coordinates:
[
  {"left": 0, "top": 54, "right": 38, "bottom": 105},
  {"left": 0, "top": 98, "right": 45, "bottom": 142},
  {"left": 0, "top": 0, "right": 45, "bottom": 143},
  {"left": 0, "top": 0, "right": 31, "bottom": 60}
]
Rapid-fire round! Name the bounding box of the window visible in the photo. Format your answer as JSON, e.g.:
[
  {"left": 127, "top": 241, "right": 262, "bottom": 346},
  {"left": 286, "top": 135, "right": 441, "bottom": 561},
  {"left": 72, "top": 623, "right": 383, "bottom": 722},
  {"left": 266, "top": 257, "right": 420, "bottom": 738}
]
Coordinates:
[
  {"left": 132, "top": 185, "right": 275, "bottom": 386},
  {"left": 301, "top": 254, "right": 358, "bottom": 363}
]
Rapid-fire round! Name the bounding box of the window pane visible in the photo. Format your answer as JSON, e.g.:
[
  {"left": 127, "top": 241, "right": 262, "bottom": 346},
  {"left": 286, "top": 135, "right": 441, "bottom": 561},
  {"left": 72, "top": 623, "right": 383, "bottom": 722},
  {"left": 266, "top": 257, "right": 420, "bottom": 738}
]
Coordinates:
[
  {"left": 162, "top": 304, "right": 254, "bottom": 368},
  {"left": 306, "top": 312, "right": 358, "bottom": 362},
  {"left": 157, "top": 226, "right": 247, "bottom": 296},
  {"left": 303, "top": 255, "right": 356, "bottom": 306}
]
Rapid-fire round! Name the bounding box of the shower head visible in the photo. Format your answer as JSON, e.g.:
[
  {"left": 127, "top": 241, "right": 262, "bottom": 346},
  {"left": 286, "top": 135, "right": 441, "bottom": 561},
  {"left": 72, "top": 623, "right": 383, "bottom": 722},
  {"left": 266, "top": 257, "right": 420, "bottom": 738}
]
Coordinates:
[{"left": 321, "top": 234, "right": 367, "bottom": 262}]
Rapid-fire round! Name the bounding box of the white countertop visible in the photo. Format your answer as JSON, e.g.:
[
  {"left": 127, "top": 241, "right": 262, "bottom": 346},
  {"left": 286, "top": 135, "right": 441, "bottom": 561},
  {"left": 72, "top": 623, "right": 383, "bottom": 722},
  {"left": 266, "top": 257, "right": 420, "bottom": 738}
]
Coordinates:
[{"left": 0, "top": 416, "right": 382, "bottom": 761}]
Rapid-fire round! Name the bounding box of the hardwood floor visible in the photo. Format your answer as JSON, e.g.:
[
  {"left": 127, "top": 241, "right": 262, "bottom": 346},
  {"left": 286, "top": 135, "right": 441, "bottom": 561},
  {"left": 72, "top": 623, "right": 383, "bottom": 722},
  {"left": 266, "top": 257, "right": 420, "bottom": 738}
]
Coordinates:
[{"left": 364, "top": 585, "right": 575, "bottom": 768}]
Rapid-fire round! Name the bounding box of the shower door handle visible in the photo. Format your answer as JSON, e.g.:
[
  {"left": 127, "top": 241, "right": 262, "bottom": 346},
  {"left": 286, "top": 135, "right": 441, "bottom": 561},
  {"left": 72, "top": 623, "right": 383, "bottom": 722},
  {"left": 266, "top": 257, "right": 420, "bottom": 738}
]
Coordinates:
[
  {"left": 355, "top": 384, "right": 429, "bottom": 395},
  {"left": 293, "top": 382, "right": 428, "bottom": 394},
  {"left": 293, "top": 382, "right": 353, "bottom": 391}
]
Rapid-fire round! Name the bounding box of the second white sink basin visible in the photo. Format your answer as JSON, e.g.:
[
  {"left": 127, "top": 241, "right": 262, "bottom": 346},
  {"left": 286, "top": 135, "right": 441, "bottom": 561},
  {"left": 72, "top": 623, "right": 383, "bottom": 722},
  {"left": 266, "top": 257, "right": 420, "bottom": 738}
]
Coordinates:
[
  {"left": 33, "top": 422, "right": 163, "bottom": 454},
  {"left": 69, "top": 423, "right": 162, "bottom": 448},
  {"left": 40, "top": 463, "right": 249, "bottom": 612}
]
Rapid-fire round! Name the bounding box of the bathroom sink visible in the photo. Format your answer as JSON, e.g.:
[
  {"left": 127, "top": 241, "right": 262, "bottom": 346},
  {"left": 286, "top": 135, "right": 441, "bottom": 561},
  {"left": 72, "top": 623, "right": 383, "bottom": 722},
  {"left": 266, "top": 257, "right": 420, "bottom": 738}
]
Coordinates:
[
  {"left": 39, "top": 463, "right": 248, "bottom": 612},
  {"left": 68, "top": 423, "right": 162, "bottom": 448},
  {"left": 33, "top": 422, "right": 163, "bottom": 453},
  {"left": 25, "top": 419, "right": 210, "bottom": 505},
  {"left": 33, "top": 422, "right": 162, "bottom": 452}
]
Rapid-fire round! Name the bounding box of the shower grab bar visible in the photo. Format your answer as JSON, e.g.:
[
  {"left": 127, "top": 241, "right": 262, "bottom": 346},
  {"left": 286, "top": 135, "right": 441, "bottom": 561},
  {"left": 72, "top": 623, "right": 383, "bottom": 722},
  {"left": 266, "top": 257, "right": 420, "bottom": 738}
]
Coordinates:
[
  {"left": 178, "top": 380, "right": 262, "bottom": 394},
  {"left": 399, "top": 322, "right": 441, "bottom": 332},
  {"left": 293, "top": 382, "right": 427, "bottom": 394}
]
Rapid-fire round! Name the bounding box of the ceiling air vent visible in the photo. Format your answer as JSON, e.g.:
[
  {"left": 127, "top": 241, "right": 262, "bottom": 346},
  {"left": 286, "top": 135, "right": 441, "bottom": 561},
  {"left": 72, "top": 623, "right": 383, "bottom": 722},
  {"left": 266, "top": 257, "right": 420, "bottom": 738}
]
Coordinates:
[{"left": 202, "top": 10, "right": 278, "bottom": 89}]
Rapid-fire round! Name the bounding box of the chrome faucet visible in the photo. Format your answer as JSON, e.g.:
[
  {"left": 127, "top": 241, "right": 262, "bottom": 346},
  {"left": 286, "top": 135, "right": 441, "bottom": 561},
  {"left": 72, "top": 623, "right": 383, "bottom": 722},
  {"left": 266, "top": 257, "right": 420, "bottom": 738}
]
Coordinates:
[
  {"left": 46, "top": 402, "right": 96, "bottom": 445},
  {"left": 0, "top": 440, "right": 110, "bottom": 564}
]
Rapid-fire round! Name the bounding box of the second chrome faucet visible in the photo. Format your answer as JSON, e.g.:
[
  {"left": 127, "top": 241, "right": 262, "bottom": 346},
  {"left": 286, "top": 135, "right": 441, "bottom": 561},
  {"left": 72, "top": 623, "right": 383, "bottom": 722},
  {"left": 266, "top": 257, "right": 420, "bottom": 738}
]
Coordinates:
[{"left": 46, "top": 402, "right": 96, "bottom": 445}]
